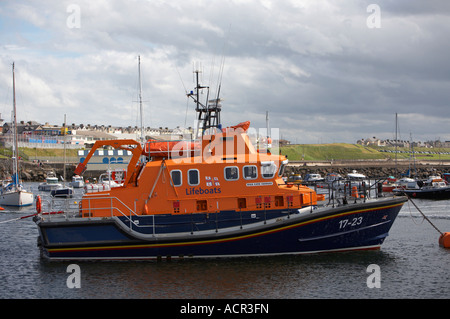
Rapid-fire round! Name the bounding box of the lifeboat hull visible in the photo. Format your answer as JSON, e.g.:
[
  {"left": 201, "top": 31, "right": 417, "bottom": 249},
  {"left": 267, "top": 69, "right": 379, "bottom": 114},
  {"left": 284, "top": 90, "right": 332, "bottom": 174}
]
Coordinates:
[{"left": 35, "top": 196, "right": 406, "bottom": 261}]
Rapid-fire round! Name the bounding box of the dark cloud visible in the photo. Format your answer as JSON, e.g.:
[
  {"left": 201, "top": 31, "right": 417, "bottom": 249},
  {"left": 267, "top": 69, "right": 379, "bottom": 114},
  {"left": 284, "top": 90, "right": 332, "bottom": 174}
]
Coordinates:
[{"left": 1, "top": 0, "right": 449, "bottom": 144}]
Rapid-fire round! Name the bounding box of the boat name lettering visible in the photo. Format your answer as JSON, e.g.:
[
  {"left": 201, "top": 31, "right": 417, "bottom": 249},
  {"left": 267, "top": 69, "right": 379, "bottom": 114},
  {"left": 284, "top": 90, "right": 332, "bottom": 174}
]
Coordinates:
[
  {"left": 185, "top": 187, "right": 222, "bottom": 195},
  {"left": 246, "top": 182, "right": 273, "bottom": 187},
  {"left": 338, "top": 217, "right": 363, "bottom": 229}
]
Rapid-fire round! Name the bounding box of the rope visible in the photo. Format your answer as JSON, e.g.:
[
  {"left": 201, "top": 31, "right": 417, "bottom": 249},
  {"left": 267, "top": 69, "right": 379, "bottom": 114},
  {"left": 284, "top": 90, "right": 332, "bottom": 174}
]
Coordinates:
[
  {"left": 0, "top": 211, "right": 64, "bottom": 224},
  {"left": 406, "top": 195, "right": 444, "bottom": 236},
  {"left": 406, "top": 199, "right": 425, "bottom": 226}
]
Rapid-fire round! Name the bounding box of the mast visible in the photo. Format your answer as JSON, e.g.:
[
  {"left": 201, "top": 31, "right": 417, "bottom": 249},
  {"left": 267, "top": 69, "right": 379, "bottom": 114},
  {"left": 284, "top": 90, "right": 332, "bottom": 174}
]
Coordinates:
[
  {"left": 138, "top": 55, "right": 144, "bottom": 144},
  {"left": 63, "top": 114, "right": 67, "bottom": 185},
  {"left": 12, "top": 62, "right": 19, "bottom": 189},
  {"left": 188, "top": 67, "right": 221, "bottom": 138},
  {"left": 266, "top": 110, "right": 271, "bottom": 149},
  {"left": 395, "top": 112, "right": 398, "bottom": 177}
]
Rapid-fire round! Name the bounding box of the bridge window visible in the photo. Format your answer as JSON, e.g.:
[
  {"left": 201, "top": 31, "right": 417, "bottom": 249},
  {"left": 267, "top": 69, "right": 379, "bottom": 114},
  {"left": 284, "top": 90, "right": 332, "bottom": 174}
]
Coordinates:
[
  {"left": 224, "top": 166, "right": 239, "bottom": 181},
  {"left": 261, "top": 161, "right": 277, "bottom": 179},
  {"left": 278, "top": 159, "right": 288, "bottom": 177},
  {"left": 170, "top": 170, "right": 182, "bottom": 187},
  {"left": 243, "top": 165, "right": 257, "bottom": 180},
  {"left": 188, "top": 169, "right": 200, "bottom": 186}
]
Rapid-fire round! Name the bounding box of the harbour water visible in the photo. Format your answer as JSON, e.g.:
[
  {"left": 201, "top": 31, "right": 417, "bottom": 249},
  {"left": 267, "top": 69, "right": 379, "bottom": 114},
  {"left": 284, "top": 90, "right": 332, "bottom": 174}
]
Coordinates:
[{"left": 0, "top": 182, "right": 449, "bottom": 299}]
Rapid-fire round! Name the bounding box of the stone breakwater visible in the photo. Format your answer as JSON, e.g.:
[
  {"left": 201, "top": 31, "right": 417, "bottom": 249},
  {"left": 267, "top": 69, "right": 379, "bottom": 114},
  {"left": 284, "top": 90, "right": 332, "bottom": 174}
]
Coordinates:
[
  {"left": 285, "top": 160, "right": 450, "bottom": 180},
  {"left": 1, "top": 159, "right": 450, "bottom": 182},
  {"left": 0, "top": 159, "right": 76, "bottom": 182},
  {"left": 0, "top": 159, "right": 100, "bottom": 182}
]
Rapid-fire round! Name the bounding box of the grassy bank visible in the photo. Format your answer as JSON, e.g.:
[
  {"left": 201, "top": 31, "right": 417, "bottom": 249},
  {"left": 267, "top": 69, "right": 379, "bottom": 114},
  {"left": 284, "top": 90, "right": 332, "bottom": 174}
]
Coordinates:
[
  {"left": 0, "top": 147, "right": 78, "bottom": 161},
  {"left": 280, "top": 144, "right": 450, "bottom": 161},
  {"left": 280, "top": 143, "right": 384, "bottom": 161},
  {"left": 1, "top": 144, "right": 449, "bottom": 162}
]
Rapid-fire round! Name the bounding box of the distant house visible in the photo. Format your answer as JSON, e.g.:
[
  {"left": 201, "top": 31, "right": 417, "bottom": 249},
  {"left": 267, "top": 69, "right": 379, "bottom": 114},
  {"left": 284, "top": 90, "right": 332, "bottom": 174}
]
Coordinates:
[
  {"left": 71, "top": 130, "right": 117, "bottom": 147},
  {"left": 357, "top": 137, "right": 386, "bottom": 147}
]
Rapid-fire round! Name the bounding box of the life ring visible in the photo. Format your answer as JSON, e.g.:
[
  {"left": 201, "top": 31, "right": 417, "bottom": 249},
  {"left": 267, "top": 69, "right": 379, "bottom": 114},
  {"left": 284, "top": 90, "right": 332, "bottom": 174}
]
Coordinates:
[{"left": 36, "top": 195, "right": 42, "bottom": 215}]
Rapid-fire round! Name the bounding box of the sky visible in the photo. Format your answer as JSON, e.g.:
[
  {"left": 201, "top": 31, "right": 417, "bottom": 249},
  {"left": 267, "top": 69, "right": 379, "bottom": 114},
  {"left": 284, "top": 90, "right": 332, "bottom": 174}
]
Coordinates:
[{"left": 1, "top": 0, "right": 450, "bottom": 144}]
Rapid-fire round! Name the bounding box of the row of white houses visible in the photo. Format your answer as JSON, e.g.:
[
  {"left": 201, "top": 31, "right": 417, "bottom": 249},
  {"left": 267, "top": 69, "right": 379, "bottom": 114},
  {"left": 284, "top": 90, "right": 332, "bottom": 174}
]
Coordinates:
[{"left": 1, "top": 120, "right": 194, "bottom": 149}]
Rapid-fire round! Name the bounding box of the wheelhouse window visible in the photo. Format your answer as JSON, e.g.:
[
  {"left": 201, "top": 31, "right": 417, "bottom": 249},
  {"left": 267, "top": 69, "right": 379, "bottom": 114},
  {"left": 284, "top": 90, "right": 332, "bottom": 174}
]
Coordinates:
[
  {"left": 278, "top": 159, "right": 288, "bottom": 177},
  {"left": 170, "top": 170, "right": 182, "bottom": 187},
  {"left": 243, "top": 165, "right": 257, "bottom": 180},
  {"left": 224, "top": 166, "right": 239, "bottom": 181},
  {"left": 261, "top": 161, "right": 277, "bottom": 179},
  {"left": 188, "top": 169, "right": 200, "bottom": 186}
]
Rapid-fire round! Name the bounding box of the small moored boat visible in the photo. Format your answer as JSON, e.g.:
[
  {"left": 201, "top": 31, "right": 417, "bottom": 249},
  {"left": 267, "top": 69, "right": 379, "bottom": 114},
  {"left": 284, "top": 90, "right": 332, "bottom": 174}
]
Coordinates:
[
  {"left": 69, "top": 175, "right": 84, "bottom": 188},
  {"left": 0, "top": 63, "right": 34, "bottom": 207},
  {"left": 38, "top": 173, "right": 62, "bottom": 191},
  {"left": 393, "top": 176, "right": 450, "bottom": 200}
]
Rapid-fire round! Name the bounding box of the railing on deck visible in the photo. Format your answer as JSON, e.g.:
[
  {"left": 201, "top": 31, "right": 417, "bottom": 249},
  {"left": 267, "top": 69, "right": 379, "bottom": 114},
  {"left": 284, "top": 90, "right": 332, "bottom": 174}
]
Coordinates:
[
  {"left": 42, "top": 195, "right": 143, "bottom": 231},
  {"left": 299, "top": 177, "right": 389, "bottom": 208}
]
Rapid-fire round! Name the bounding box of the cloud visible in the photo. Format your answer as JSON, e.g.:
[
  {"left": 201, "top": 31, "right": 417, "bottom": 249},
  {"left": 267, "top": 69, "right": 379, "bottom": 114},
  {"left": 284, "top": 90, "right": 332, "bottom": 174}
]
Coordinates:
[{"left": 1, "top": 0, "right": 449, "bottom": 144}]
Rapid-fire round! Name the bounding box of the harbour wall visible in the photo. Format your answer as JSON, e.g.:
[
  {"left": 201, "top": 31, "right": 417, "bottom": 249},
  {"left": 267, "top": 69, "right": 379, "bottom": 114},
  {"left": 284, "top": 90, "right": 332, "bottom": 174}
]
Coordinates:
[
  {"left": 2, "top": 158, "right": 450, "bottom": 182},
  {"left": 0, "top": 159, "right": 99, "bottom": 182},
  {"left": 285, "top": 159, "right": 450, "bottom": 179}
]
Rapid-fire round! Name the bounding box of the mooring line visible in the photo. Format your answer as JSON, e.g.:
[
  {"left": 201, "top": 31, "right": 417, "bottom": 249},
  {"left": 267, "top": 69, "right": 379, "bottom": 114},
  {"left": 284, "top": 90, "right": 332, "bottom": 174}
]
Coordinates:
[{"left": 406, "top": 195, "right": 443, "bottom": 236}]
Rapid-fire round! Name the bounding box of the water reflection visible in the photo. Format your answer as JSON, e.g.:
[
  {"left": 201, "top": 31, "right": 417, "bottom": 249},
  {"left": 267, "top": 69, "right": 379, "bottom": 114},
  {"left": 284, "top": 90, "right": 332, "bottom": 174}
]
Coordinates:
[
  {"left": 33, "top": 250, "right": 400, "bottom": 299},
  {"left": 1, "top": 183, "right": 449, "bottom": 299}
]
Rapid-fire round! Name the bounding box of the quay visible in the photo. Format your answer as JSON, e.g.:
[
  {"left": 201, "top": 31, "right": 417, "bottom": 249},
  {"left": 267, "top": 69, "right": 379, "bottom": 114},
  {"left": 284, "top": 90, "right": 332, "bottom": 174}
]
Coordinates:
[
  {"left": 2, "top": 157, "right": 450, "bottom": 183},
  {"left": 286, "top": 159, "right": 450, "bottom": 179}
]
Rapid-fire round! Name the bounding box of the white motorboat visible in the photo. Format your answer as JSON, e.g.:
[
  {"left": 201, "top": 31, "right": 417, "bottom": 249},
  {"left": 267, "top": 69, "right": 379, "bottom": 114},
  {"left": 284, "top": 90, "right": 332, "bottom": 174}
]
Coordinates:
[
  {"left": 69, "top": 175, "right": 85, "bottom": 188},
  {"left": 38, "top": 174, "right": 62, "bottom": 191}
]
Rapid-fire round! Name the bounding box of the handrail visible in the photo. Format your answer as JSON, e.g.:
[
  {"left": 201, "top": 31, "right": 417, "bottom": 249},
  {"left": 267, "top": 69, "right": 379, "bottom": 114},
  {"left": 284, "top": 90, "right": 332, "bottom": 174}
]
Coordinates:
[
  {"left": 81, "top": 195, "right": 138, "bottom": 215},
  {"left": 298, "top": 178, "right": 382, "bottom": 208},
  {"left": 79, "top": 195, "right": 141, "bottom": 230}
]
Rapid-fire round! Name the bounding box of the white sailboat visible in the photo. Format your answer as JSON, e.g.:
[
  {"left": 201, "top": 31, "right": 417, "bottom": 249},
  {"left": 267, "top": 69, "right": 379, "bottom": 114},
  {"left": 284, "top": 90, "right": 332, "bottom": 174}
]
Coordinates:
[{"left": 0, "top": 63, "right": 34, "bottom": 207}]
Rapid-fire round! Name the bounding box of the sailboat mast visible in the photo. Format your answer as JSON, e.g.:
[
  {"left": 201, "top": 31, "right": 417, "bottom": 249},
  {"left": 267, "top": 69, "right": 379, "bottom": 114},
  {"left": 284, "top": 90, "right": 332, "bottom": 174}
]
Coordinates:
[
  {"left": 63, "top": 114, "right": 67, "bottom": 185},
  {"left": 138, "top": 55, "right": 144, "bottom": 144},
  {"left": 12, "top": 62, "right": 19, "bottom": 188},
  {"left": 395, "top": 112, "right": 398, "bottom": 177}
]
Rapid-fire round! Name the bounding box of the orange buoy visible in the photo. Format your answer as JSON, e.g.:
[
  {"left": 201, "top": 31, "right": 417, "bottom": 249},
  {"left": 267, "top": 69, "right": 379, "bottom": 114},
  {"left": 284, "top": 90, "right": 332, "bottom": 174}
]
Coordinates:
[
  {"left": 0, "top": 206, "right": 4, "bottom": 211},
  {"left": 439, "top": 232, "right": 450, "bottom": 248},
  {"left": 407, "top": 196, "right": 449, "bottom": 248}
]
